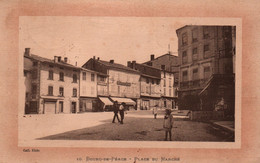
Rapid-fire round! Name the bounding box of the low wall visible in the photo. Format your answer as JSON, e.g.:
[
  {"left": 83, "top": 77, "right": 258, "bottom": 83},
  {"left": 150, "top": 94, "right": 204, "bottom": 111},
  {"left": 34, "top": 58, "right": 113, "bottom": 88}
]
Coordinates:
[{"left": 190, "top": 111, "right": 224, "bottom": 121}]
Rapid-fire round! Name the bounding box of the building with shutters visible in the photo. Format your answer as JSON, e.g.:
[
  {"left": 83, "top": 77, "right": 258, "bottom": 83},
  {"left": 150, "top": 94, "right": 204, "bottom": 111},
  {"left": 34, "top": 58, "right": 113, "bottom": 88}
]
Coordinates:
[
  {"left": 79, "top": 68, "right": 110, "bottom": 112},
  {"left": 127, "top": 60, "right": 178, "bottom": 110},
  {"left": 82, "top": 57, "right": 140, "bottom": 110},
  {"left": 24, "top": 48, "right": 80, "bottom": 114},
  {"left": 176, "top": 25, "right": 235, "bottom": 112}
]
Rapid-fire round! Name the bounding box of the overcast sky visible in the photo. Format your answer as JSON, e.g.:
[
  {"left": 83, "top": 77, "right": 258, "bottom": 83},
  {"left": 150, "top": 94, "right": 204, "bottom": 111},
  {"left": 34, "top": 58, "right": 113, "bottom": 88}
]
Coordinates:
[{"left": 19, "top": 17, "right": 186, "bottom": 67}]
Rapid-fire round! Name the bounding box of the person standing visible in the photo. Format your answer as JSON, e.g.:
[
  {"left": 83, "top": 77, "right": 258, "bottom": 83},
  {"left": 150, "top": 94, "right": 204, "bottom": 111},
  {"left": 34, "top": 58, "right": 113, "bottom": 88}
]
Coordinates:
[
  {"left": 119, "top": 102, "right": 126, "bottom": 124},
  {"left": 153, "top": 105, "right": 158, "bottom": 119},
  {"left": 163, "top": 109, "right": 174, "bottom": 141},
  {"left": 112, "top": 101, "right": 120, "bottom": 123}
]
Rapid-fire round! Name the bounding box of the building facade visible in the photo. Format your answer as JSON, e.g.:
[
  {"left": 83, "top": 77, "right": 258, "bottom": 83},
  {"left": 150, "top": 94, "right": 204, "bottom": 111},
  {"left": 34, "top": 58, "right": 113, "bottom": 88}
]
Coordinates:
[
  {"left": 176, "top": 25, "right": 235, "bottom": 112},
  {"left": 127, "top": 61, "right": 161, "bottom": 110},
  {"left": 82, "top": 57, "right": 140, "bottom": 110},
  {"left": 128, "top": 60, "right": 178, "bottom": 110},
  {"left": 24, "top": 48, "right": 80, "bottom": 114}
]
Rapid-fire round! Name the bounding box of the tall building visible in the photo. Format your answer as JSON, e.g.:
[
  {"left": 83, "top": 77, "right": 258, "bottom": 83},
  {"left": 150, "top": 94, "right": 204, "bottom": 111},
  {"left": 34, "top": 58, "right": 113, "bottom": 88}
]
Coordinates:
[
  {"left": 24, "top": 48, "right": 80, "bottom": 114},
  {"left": 82, "top": 57, "right": 140, "bottom": 110},
  {"left": 128, "top": 61, "right": 178, "bottom": 110},
  {"left": 79, "top": 68, "right": 110, "bottom": 112},
  {"left": 176, "top": 25, "right": 235, "bottom": 112}
]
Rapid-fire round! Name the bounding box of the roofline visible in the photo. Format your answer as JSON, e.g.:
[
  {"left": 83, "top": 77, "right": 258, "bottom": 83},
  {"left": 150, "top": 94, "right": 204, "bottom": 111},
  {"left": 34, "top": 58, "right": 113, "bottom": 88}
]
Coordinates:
[
  {"left": 25, "top": 54, "right": 81, "bottom": 70},
  {"left": 97, "top": 60, "right": 141, "bottom": 74}
]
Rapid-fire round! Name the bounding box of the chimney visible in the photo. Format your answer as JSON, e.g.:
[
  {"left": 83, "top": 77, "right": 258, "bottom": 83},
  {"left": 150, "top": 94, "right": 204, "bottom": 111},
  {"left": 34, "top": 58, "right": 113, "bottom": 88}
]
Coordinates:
[
  {"left": 54, "top": 56, "right": 58, "bottom": 62},
  {"left": 161, "top": 65, "right": 165, "bottom": 70},
  {"left": 110, "top": 60, "right": 114, "bottom": 64},
  {"left": 150, "top": 54, "right": 155, "bottom": 61},
  {"left": 93, "top": 56, "right": 96, "bottom": 60},
  {"left": 97, "top": 57, "right": 100, "bottom": 60},
  {"left": 64, "top": 57, "right": 68, "bottom": 63},
  {"left": 57, "top": 56, "right": 62, "bottom": 62},
  {"left": 24, "top": 48, "right": 30, "bottom": 56},
  {"left": 127, "top": 61, "right": 132, "bottom": 68},
  {"left": 132, "top": 61, "right": 136, "bottom": 69}
]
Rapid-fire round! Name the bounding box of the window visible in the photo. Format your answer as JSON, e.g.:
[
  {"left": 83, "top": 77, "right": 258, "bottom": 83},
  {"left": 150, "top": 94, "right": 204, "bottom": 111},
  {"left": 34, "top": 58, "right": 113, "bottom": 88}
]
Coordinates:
[
  {"left": 204, "top": 44, "right": 209, "bottom": 52},
  {"left": 33, "top": 61, "right": 37, "bottom": 66},
  {"left": 59, "top": 72, "right": 64, "bottom": 81},
  {"left": 204, "top": 44, "right": 210, "bottom": 58},
  {"left": 152, "top": 79, "right": 154, "bottom": 84},
  {"left": 82, "top": 72, "right": 86, "bottom": 80},
  {"left": 32, "top": 84, "right": 37, "bottom": 99},
  {"left": 163, "top": 79, "right": 166, "bottom": 87},
  {"left": 49, "top": 65, "right": 53, "bottom": 68},
  {"left": 59, "top": 87, "right": 64, "bottom": 96},
  {"left": 164, "top": 88, "right": 166, "bottom": 96},
  {"left": 99, "top": 76, "right": 105, "bottom": 82},
  {"left": 32, "top": 70, "right": 37, "bottom": 79},
  {"left": 118, "top": 86, "right": 120, "bottom": 95},
  {"left": 203, "top": 26, "right": 209, "bottom": 39},
  {"left": 59, "top": 101, "right": 63, "bottom": 113},
  {"left": 204, "top": 67, "right": 211, "bottom": 79},
  {"left": 48, "top": 70, "right": 53, "bottom": 80},
  {"left": 146, "top": 86, "right": 150, "bottom": 94},
  {"left": 73, "top": 74, "right": 77, "bottom": 83},
  {"left": 192, "top": 28, "right": 198, "bottom": 42},
  {"left": 182, "top": 71, "right": 188, "bottom": 81},
  {"left": 169, "top": 89, "right": 172, "bottom": 96},
  {"left": 73, "top": 88, "right": 77, "bottom": 97},
  {"left": 182, "top": 33, "right": 187, "bottom": 45},
  {"left": 192, "top": 48, "right": 198, "bottom": 61},
  {"left": 146, "top": 78, "right": 149, "bottom": 84},
  {"left": 192, "top": 68, "right": 199, "bottom": 80},
  {"left": 91, "top": 73, "right": 95, "bottom": 81},
  {"left": 164, "top": 100, "right": 167, "bottom": 107},
  {"left": 48, "top": 86, "right": 53, "bottom": 96},
  {"left": 169, "top": 79, "right": 172, "bottom": 87},
  {"left": 156, "top": 80, "right": 160, "bottom": 85},
  {"left": 182, "top": 51, "right": 187, "bottom": 64}
]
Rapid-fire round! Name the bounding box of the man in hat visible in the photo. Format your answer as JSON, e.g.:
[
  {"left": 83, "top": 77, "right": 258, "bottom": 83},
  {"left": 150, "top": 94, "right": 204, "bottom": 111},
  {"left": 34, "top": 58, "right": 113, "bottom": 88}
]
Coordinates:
[{"left": 112, "top": 101, "right": 120, "bottom": 123}]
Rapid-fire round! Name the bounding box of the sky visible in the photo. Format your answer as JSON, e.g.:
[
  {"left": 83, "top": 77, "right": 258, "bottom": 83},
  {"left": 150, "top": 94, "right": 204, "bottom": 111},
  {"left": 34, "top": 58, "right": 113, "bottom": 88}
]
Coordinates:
[{"left": 19, "top": 16, "right": 186, "bottom": 67}]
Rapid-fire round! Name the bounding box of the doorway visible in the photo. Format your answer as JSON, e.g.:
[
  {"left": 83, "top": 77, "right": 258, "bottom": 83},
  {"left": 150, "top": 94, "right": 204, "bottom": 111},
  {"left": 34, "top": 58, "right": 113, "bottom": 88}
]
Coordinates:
[{"left": 71, "top": 102, "right": 76, "bottom": 113}]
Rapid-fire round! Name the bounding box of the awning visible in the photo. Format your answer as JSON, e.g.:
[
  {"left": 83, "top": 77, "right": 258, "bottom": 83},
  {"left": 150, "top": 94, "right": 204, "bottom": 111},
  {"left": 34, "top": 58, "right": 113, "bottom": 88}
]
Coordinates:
[
  {"left": 99, "top": 97, "right": 113, "bottom": 106},
  {"left": 110, "top": 97, "right": 136, "bottom": 105}
]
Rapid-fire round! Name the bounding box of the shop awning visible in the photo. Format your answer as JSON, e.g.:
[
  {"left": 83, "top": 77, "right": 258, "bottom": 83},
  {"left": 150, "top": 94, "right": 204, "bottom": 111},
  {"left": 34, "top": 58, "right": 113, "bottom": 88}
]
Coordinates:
[
  {"left": 110, "top": 97, "right": 136, "bottom": 105},
  {"left": 99, "top": 97, "right": 113, "bottom": 106}
]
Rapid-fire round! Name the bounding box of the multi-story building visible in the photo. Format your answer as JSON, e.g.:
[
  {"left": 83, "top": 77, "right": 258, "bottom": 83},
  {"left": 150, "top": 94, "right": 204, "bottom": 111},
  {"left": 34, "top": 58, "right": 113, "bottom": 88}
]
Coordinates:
[
  {"left": 82, "top": 57, "right": 140, "bottom": 110},
  {"left": 127, "top": 61, "right": 161, "bottom": 110},
  {"left": 128, "top": 61, "right": 178, "bottom": 110},
  {"left": 79, "top": 67, "right": 110, "bottom": 112},
  {"left": 176, "top": 25, "right": 235, "bottom": 112},
  {"left": 24, "top": 48, "right": 80, "bottom": 114}
]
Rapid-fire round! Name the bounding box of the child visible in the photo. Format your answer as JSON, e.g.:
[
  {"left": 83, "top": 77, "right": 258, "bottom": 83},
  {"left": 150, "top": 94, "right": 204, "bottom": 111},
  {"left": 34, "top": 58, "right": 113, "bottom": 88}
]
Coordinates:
[{"left": 163, "top": 109, "right": 174, "bottom": 141}]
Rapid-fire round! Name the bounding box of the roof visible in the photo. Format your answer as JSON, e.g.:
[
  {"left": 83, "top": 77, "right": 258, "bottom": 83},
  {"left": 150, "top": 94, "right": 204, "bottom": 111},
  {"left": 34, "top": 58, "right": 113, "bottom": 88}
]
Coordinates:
[
  {"left": 24, "top": 54, "right": 80, "bottom": 70},
  {"left": 143, "top": 53, "right": 178, "bottom": 65},
  {"left": 81, "top": 67, "right": 108, "bottom": 76},
  {"left": 97, "top": 60, "right": 140, "bottom": 74}
]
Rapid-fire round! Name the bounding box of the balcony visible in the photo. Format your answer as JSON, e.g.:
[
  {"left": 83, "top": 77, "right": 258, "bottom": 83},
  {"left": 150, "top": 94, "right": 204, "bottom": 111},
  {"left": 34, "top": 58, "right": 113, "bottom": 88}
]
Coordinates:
[{"left": 180, "top": 79, "right": 208, "bottom": 90}]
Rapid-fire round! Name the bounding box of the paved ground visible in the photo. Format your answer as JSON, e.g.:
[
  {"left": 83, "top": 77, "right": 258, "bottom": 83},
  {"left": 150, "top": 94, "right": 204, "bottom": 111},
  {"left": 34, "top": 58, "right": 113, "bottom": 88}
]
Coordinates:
[{"left": 25, "top": 110, "right": 234, "bottom": 142}]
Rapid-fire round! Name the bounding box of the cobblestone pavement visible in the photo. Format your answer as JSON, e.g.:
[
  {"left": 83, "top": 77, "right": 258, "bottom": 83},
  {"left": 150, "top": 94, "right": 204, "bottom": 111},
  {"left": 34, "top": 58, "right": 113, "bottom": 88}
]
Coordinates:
[{"left": 38, "top": 110, "right": 234, "bottom": 142}]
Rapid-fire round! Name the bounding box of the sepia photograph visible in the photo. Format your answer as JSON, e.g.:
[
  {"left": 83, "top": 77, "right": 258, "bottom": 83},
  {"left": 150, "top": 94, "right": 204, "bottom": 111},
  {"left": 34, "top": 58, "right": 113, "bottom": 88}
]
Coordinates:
[
  {"left": 2, "top": 0, "right": 260, "bottom": 162},
  {"left": 19, "top": 17, "right": 238, "bottom": 147}
]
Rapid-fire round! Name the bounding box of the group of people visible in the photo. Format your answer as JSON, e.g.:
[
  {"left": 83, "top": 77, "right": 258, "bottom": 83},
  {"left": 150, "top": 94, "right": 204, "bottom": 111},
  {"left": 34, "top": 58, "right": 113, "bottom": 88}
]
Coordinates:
[
  {"left": 112, "top": 101, "right": 174, "bottom": 141},
  {"left": 112, "top": 101, "right": 126, "bottom": 124}
]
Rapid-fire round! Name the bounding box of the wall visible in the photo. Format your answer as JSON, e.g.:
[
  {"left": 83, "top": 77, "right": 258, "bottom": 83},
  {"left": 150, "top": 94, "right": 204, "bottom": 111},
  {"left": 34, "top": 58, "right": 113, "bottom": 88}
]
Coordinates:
[
  {"left": 39, "top": 63, "right": 80, "bottom": 114},
  {"left": 80, "top": 70, "right": 97, "bottom": 97},
  {"left": 108, "top": 69, "right": 140, "bottom": 98},
  {"left": 161, "top": 71, "right": 175, "bottom": 97}
]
